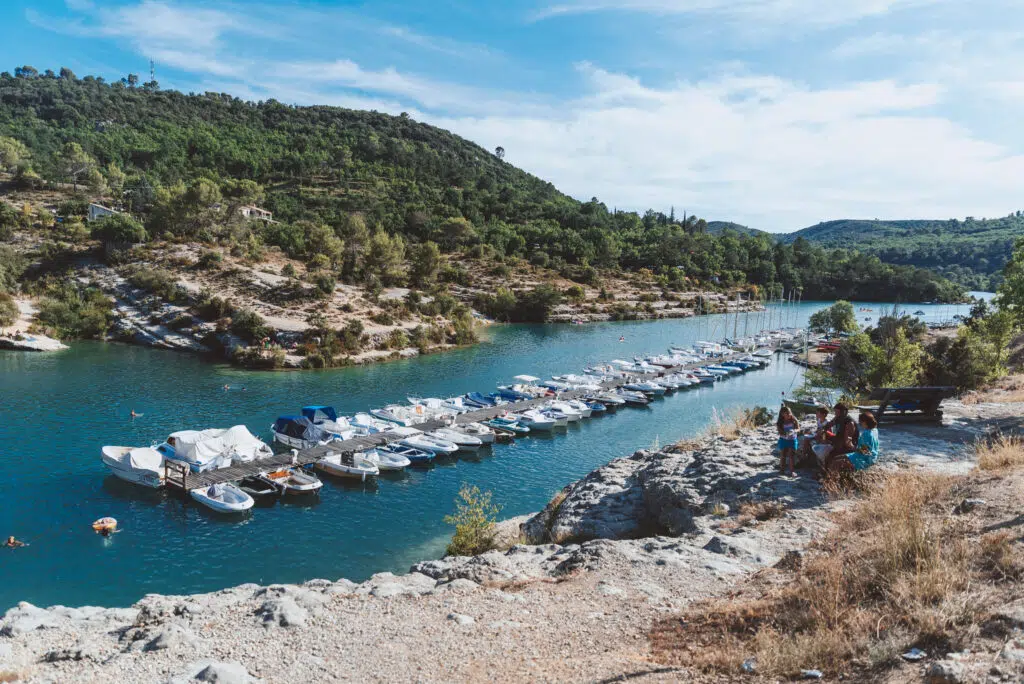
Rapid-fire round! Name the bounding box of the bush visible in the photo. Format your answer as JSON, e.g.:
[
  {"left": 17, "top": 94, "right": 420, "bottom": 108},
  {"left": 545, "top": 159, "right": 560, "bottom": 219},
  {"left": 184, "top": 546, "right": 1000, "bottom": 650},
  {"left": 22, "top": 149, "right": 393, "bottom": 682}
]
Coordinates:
[
  {"left": 371, "top": 310, "right": 395, "bottom": 326},
  {"left": 197, "top": 250, "right": 222, "bottom": 269},
  {"left": 232, "top": 346, "right": 285, "bottom": 369},
  {"left": 195, "top": 292, "right": 232, "bottom": 321},
  {"left": 444, "top": 485, "right": 502, "bottom": 556},
  {"left": 0, "top": 291, "right": 18, "bottom": 327},
  {"left": 35, "top": 282, "right": 113, "bottom": 339},
  {"left": 281, "top": 263, "right": 296, "bottom": 278},
  {"left": 91, "top": 213, "right": 147, "bottom": 247},
  {"left": 230, "top": 308, "right": 268, "bottom": 344},
  {"left": 565, "top": 285, "right": 586, "bottom": 302},
  {"left": 0, "top": 245, "right": 27, "bottom": 293},
  {"left": 312, "top": 272, "right": 336, "bottom": 297},
  {"left": 127, "top": 268, "right": 189, "bottom": 304},
  {"left": 386, "top": 328, "right": 409, "bottom": 350}
]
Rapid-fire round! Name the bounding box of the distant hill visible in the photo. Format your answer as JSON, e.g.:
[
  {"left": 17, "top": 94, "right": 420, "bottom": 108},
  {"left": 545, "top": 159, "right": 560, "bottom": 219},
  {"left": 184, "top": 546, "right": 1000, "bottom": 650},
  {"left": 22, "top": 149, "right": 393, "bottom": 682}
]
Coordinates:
[
  {"left": 706, "top": 221, "right": 768, "bottom": 238},
  {"left": 780, "top": 217, "right": 1023, "bottom": 291},
  {"left": 0, "top": 69, "right": 966, "bottom": 303}
]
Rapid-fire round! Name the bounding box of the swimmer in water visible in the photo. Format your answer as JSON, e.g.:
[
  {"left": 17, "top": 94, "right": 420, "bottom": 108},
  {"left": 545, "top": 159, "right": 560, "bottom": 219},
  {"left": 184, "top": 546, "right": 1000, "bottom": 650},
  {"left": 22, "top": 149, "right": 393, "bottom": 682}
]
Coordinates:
[
  {"left": 5, "top": 536, "right": 26, "bottom": 548},
  {"left": 130, "top": 409, "right": 139, "bottom": 419},
  {"left": 223, "top": 384, "right": 230, "bottom": 391},
  {"left": 619, "top": 336, "right": 625, "bottom": 342}
]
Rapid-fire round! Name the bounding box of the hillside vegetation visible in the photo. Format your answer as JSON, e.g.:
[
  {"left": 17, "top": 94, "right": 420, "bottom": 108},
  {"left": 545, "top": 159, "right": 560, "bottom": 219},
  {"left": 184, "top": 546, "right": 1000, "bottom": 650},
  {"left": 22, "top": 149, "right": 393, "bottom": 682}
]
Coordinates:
[
  {"left": 781, "top": 217, "right": 1021, "bottom": 291},
  {"left": 0, "top": 68, "right": 964, "bottom": 320}
]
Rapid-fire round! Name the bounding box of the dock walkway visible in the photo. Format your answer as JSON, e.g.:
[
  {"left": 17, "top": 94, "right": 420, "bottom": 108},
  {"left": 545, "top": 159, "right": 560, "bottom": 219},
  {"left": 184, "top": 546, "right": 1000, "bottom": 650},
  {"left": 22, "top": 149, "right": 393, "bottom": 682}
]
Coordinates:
[{"left": 165, "top": 353, "right": 759, "bottom": 492}]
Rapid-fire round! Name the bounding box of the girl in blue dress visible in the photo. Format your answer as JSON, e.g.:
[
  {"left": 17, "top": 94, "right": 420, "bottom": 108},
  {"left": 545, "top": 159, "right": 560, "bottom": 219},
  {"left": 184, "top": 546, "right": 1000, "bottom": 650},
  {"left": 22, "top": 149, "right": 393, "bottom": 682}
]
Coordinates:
[{"left": 776, "top": 406, "right": 800, "bottom": 476}]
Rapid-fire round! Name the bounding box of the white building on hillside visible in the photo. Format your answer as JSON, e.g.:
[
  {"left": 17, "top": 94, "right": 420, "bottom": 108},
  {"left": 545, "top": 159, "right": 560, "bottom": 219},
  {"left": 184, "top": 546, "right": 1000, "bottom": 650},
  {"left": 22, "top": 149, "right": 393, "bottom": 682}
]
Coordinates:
[
  {"left": 239, "top": 205, "right": 273, "bottom": 222},
  {"left": 88, "top": 203, "right": 121, "bottom": 221}
]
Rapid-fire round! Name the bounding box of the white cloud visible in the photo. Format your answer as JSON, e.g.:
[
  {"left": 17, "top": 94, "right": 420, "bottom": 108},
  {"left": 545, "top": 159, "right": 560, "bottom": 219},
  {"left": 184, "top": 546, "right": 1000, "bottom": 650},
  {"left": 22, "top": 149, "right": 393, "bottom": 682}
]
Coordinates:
[
  {"left": 535, "top": 0, "right": 952, "bottom": 26},
  {"left": 428, "top": 70, "right": 1024, "bottom": 230}
]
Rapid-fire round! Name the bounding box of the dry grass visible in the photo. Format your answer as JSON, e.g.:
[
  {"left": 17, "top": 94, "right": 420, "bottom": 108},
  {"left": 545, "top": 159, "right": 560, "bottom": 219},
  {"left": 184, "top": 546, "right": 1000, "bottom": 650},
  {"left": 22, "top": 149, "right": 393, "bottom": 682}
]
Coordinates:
[
  {"left": 708, "top": 406, "right": 771, "bottom": 442},
  {"left": 962, "top": 374, "right": 1024, "bottom": 404},
  {"left": 736, "top": 500, "right": 787, "bottom": 526},
  {"left": 976, "top": 434, "right": 1024, "bottom": 471},
  {"left": 651, "top": 471, "right": 997, "bottom": 678},
  {"left": 0, "top": 672, "right": 21, "bottom": 683}
]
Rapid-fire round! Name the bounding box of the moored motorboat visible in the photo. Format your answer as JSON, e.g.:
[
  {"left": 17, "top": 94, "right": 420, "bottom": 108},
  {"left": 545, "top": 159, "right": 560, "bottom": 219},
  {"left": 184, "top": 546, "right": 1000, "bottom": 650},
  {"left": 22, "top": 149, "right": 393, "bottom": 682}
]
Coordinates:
[
  {"left": 484, "top": 416, "right": 530, "bottom": 433},
  {"left": 271, "top": 416, "right": 336, "bottom": 450},
  {"left": 428, "top": 427, "right": 483, "bottom": 450},
  {"left": 314, "top": 452, "right": 380, "bottom": 481},
  {"left": 100, "top": 446, "right": 164, "bottom": 489},
  {"left": 238, "top": 475, "right": 279, "bottom": 501},
  {"left": 362, "top": 448, "right": 410, "bottom": 471},
  {"left": 156, "top": 425, "right": 272, "bottom": 473},
  {"left": 386, "top": 426, "right": 459, "bottom": 455},
  {"left": 514, "top": 409, "right": 557, "bottom": 431},
  {"left": 378, "top": 443, "right": 434, "bottom": 465},
  {"left": 190, "top": 483, "right": 254, "bottom": 513},
  {"left": 453, "top": 422, "right": 496, "bottom": 444},
  {"left": 264, "top": 468, "right": 323, "bottom": 495}
]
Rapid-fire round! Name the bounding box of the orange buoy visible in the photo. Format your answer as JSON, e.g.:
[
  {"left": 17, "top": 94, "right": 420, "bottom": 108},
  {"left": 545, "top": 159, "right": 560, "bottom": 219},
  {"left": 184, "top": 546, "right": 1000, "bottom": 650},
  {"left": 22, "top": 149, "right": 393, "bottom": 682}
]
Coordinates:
[{"left": 92, "top": 517, "right": 118, "bottom": 534}]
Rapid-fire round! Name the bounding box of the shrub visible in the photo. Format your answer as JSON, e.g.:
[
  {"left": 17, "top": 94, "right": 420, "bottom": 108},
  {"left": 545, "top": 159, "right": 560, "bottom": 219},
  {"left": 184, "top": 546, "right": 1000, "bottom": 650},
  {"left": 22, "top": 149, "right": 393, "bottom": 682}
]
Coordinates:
[
  {"left": 281, "top": 263, "right": 297, "bottom": 278},
  {"left": 565, "top": 285, "right": 585, "bottom": 302},
  {"left": 0, "top": 246, "right": 27, "bottom": 293},
  {"left": 195, "top": 292, "right": 232, "bottom": 321},
  {"left": 232, "top": 346, "right": 285, "bottom": 369},
  {"left": 371, "top": 311, "right": 395, "bottom": 326},
  {"left": 444, "top": 485, "right": 502, "bottom": 557},
  {"left": 91, "top": 213, "right": 147, "bottom": 247},
  {"left": 312, "top": 272, "right": 336, "bottom": 297},
  {"left": 197, "top": 250, "right": 222, "bottom": 269},
  {"left": 0, "top": 291, "right": 18, "bottom": 327},
  {"left": 339, "top": 320, "right": 364, "bottom": 353},
  {"left": 230, "top": 308, "right": 269, "bottom": 344},
  {"left": 386, "top": 328, "right": 409, "bottom": 350},
  {"left": 35, "top": 282, "right": 113, "bottom": 339},
  {"left": 975, "top": 434, "right": 1024, "bottom": 471},
  {"left": 127, "top": 268, "right": 189, "bottom": 304}
]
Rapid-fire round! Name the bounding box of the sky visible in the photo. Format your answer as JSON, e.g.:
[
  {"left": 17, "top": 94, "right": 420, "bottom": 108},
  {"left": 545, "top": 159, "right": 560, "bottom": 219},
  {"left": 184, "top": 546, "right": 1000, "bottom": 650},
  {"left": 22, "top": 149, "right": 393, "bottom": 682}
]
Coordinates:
[{"left": 2, "top": 0, "right": 1024, "bottom": 231}]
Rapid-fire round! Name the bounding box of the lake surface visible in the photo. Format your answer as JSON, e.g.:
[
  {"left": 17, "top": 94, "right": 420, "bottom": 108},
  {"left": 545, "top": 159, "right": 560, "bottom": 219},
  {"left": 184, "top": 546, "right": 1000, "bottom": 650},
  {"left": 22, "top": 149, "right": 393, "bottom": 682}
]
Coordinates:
[{"left": 0, "top": 298, "right": 981, "bottom": 609}]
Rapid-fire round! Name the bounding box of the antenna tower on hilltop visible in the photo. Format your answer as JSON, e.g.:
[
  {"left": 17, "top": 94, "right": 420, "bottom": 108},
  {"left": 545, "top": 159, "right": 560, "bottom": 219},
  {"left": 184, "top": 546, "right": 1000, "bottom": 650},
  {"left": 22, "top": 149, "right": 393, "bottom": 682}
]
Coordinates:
[{"left": 149, "top": 59, "right": 156, "bottom": 82}]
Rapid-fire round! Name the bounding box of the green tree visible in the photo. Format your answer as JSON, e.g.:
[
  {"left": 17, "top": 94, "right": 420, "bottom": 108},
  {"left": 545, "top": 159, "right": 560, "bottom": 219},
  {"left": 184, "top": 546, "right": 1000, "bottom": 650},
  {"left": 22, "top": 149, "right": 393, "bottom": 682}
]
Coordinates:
[
  {"left": 808, "top": 300, "right": 857, "bottom": 335},
  {"left": 409, "top": 240, "right": 441, "bottom": 287},
  {"left": 91, "top": 213, "right": 147, "bottom": 247},
  {"left": 0, "top": 291, "right": 18, "bottom": 327},
  {"left": 0, "top": 136, "right": 29, "bottom": 171},
  {"left": 57, "top": 142, "right": 95, "bottom": 189},
  {"left": 363, "top": 228, "right": 405, "bottom": 285}
]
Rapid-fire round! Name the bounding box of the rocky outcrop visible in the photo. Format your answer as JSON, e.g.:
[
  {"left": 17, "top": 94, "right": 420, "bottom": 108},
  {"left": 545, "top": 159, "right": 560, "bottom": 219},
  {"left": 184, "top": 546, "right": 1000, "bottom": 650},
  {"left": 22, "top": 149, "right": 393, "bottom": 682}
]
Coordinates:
[{"left": 524, "top": 427, "right": 822, "bottom": 545}]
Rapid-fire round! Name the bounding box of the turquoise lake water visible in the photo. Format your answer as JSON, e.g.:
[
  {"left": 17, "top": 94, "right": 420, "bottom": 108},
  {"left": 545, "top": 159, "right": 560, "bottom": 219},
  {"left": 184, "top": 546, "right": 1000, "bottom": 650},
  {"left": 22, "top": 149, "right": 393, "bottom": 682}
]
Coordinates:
[{"left": 0, "top": 299, "right": 981, "bottom": 609}]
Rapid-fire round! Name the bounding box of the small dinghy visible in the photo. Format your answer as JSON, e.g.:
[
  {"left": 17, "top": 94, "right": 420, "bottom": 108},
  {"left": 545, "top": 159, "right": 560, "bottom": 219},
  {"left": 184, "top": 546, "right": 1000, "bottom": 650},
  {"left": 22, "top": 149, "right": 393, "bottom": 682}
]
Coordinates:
[
  {"left": 100, "top": 446, "right": 164, "bottom": 489},
  {"left": 264, "top": 468, "right": 323, "bottom": 495},
  {"left": 238, "top": 475, "right": 280, "bottom": 501},
  {"left": 314, "top": 452, "right": 380, "bottom": 481},
  {"left": 190, "top": 483, "right": 254, "bottom": 514},
  {"left": 362, "top": 448, "right": 410, "bottom": 471},
  {"left": 378, "top": 443, "right": 434, "bottom": 465}
]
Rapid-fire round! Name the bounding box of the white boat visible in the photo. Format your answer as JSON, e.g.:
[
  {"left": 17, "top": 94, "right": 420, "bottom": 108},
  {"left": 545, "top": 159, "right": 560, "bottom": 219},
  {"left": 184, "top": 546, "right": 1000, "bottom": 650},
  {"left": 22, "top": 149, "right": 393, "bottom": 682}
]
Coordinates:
[
  {"left": 264, "top": 468, "right": 323, "bottom": 495},
  {"left": 362, "top": 448, "right": 410, "bottom": 471},
  {"left": 564, "top": 399, "right": 594, "bottom": 418},
  {"left": 314, "top": 452, "right": 380, "bottom": 481},
  {"left": 457, "top": 422, "right": 496, "bottom": 444},
  {"left": 190, "top": 483, "right": 254, "bottom": 514},
  {"left": 386, "top": 426, "right": 459, "bottom": 455},
  {"left": 429, "top": 427, "right": 484, "bottom": 450},
  {"left": 100, "top": 446, "right": 165, "bottom": 489},
  {"left": 351, "top": 413, "right": 393, "bottom": 434},
  {"left": 271, "top": 416, "right": 342, "bottom": 450},
  {"left": 590, "top": 392, "right": 626, "bottom": 406},
  {"left": 513, "top": 409, "right": 557, "bottom": 431},
  {"left": 547, "top": 400, "right": 584, "bottom": 421},
  {"left": 370, "top": 406, "right": 419, "bottom": 427},
  {"left": 156, "top": 425, "right": 272, "bottom": 473}
]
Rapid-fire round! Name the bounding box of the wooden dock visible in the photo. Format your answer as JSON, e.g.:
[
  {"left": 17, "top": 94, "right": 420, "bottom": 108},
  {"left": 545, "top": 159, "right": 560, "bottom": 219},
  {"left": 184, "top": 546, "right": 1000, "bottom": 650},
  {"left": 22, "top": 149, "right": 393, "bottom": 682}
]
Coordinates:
[{"left": 165, "top": 353, "right": 767, "bottom": 492}]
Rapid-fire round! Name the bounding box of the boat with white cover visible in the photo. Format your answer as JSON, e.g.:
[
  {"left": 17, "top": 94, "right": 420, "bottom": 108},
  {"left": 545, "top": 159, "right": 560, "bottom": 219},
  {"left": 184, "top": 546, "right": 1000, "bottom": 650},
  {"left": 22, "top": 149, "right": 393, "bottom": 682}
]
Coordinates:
[
  {"left": 156, "top": 425, "right": 272, "bottom": 473},
  {"left": 314, "top": 452, "right": 380, "bottom": 481},
  {"left": 100, "top": 446, "right": 165, "bottom": 488},
  {"left": 190, "top": 483, "right": 254, "bottom": 513}
]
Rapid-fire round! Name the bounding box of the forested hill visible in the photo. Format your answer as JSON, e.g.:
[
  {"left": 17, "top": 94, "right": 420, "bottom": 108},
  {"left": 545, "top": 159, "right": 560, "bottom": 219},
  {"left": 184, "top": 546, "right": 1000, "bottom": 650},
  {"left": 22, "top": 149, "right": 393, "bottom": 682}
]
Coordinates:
[
  {"left": 779, "top": 217, "right": 1022, "bottom": 291},
  {"left": 0, "top": 69, "right": 965, "bottom": 302}
]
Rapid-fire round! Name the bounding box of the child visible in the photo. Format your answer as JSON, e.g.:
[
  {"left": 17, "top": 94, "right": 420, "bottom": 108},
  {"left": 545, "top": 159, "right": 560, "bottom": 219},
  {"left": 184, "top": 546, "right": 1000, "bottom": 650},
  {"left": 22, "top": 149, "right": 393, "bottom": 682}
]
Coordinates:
[
  {"left": 800, "top": 406, "right": 830, "bottom": 462},
  {"left": 776, "top": 406, "right": 799, "bottom": 476}
]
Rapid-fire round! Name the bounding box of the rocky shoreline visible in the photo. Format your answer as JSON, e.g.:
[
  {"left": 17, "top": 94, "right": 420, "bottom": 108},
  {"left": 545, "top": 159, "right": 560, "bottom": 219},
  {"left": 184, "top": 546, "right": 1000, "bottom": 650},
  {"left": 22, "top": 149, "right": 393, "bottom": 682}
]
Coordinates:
[{"left": 1, "top": 401, "right": 1009, "bottom": 683}]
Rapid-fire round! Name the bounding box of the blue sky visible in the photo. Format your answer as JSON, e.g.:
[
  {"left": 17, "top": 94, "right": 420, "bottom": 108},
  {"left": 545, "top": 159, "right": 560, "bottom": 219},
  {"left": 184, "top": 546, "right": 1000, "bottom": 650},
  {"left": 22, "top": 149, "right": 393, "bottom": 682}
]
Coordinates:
[{"left": 2, "top": 0, "right": 1023, "bottom": 231}]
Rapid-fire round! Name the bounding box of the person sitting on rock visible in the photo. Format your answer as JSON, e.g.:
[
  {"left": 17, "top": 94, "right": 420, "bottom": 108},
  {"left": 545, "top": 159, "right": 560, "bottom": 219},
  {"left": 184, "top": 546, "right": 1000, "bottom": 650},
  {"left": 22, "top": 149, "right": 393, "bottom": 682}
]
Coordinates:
[
  {"left": 847, "top": 411, "right": 880, "bottom": 471},
  {"left": 822, "top": 403, "right": 863, "bottom": 473},
  {"left": 776, "top": 406, "right": 799, "bottom": 476},
  {"left": 814, "top": 402, "right": 857, "bottom": 466},
  {"left": 801, "top": 406, "right": 831, "bottom": 463}
]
